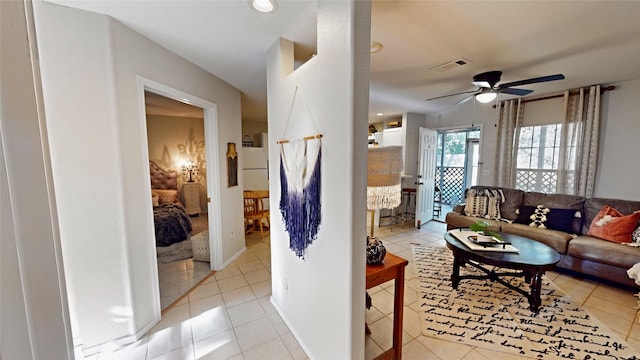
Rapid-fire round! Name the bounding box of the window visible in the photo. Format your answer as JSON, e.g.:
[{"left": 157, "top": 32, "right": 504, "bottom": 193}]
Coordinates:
[{"left": 515, "top": 124, "right": 566, "bottom": 193}]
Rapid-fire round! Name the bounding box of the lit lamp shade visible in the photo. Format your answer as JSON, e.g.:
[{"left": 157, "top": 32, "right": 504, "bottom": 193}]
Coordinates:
[{"left": 367, "top": 146, "right": 403, "bottom": 210}]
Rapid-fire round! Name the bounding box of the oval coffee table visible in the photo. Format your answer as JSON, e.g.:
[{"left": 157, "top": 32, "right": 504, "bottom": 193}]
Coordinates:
[{"left": 444, "top": 230, "right": 560, "bottom": 312}]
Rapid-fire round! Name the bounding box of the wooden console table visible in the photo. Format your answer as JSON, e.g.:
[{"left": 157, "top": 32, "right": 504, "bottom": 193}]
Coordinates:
[{"left": 366, "top": 252, "right": 408, "bottom": 360}]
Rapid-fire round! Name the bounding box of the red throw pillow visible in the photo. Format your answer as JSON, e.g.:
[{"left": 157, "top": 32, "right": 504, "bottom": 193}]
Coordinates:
[{"left": 588, "top": 205, "right": 640, "bottom": 243}]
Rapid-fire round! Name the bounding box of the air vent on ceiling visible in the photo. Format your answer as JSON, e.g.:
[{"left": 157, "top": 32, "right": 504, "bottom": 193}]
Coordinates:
[{"left": 430, "top": 58, "right": 470, "bottom": 73}]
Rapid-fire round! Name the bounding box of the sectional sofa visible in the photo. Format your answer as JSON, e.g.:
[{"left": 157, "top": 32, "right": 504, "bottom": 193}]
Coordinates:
[{"left": 445, "top": 186, "right": 640, "bottom": 288}]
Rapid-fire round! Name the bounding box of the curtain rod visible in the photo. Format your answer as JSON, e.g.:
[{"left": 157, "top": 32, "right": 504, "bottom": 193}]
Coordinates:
[
  {"left": 276, "top": 134, "right": 323, "bottom": 144},
  {"left": 492, "top": 85, "right": 615, "bottom": 108}
]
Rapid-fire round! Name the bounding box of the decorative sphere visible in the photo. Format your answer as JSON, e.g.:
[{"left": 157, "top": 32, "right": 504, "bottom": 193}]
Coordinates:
[{"left": 366, "top": 236, "right": 386, "bottom": 265}]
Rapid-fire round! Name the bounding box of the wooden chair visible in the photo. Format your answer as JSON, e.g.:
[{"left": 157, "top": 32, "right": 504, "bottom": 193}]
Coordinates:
[{"left": 243, "top": 190, "right": 270, "bottom": 240}]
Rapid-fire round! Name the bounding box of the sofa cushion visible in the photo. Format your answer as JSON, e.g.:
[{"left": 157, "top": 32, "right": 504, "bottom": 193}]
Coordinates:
[
  {"left": 522, "top": 191, "right": 585, "bottom": 234},
  {"left": 567, "top": 235, "right": 640, "bottom": 269},
  {"left": 471, "top": 186, "right": 524, "bottom": 221},
  {"left": 587, "top": 205, "right": 640, "bottom": 243},
  {"left": 445, "top": 212, "right": 502, "bottom": 232},
  {"left": 583, "top": 197, "right": 640, "bottom": 234},
  {"left": 500, "top": 222, "right": 573, "bottom": 254}
]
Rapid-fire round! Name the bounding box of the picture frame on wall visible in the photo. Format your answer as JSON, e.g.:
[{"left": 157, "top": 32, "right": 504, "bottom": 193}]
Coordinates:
[{"left": 227, "top": 142, "right": 238, "bottom": 187}]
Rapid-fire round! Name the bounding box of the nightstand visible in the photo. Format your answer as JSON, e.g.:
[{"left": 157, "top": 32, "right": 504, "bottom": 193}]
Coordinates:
[{"left": 182, "top": 182, "right": 201, "bottom": 216}]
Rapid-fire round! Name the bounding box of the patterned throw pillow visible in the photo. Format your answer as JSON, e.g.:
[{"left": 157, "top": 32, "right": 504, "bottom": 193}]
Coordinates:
[
  {"left": 529, "top": 205, "right": 550, "bottom": 228},
  {"left": 463, "top": 188, "right": 504, "bottom": 220},
  {"left": 588, "top": 205, "right": 640, "bottom": 243},
  {"left": 152, "top": 189, "right": 180, "bottom": 204},
  {"left": 633, "top": 226, "right": 640, "bottom": 243}
]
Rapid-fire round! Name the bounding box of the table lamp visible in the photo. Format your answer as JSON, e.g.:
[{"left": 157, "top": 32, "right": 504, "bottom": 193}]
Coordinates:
[{"left": 367, "top": 146, "right": 403, "bottom": 238}]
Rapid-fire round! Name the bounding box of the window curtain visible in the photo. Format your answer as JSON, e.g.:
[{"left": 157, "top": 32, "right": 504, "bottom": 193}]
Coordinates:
[
  {"left": 493, "top": 99, "right": 524, "bottom": 188},
  {"left": 556, "top": 85, "right": 601, "bottom": 197}
]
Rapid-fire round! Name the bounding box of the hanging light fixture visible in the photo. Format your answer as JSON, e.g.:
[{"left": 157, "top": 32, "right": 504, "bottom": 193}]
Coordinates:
[
  {"left": 250, "top": 0, "right": 277, "bottom": 13},
  {"left": 475, "top": 88, "right": 497, "bottom": 103}
]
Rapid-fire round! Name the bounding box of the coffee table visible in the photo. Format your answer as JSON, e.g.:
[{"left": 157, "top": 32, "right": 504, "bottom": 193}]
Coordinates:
[{"left": 444, "top": 230, "right": 560, "bottom": 312}]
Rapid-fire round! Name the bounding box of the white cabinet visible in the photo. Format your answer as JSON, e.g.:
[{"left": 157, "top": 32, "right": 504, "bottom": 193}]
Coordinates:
[{"left": 182, "top": 182, "right": 201, "bottom": 215}]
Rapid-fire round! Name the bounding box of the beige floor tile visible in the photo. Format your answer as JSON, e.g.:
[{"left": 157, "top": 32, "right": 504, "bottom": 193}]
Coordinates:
[
  {"left": 590, "top": 284, "right": 638, "bottom": 308},
  {"left": 190, "top": 305, "right": 233, "bottom": 341},
  {"left": 234, "top": 251, "right": 259, "bottom": 265},
  {"left": 227, "top": 299, "right": 266, "bottom": 327},
  {"left": 214, "top": 264, "right": 242, "bottom": 281},
  {"left": 188, "top": 281, "right": 221, "bottom": 302},
  {"left": 258, "top": 295, "right": 277, "bottom": 315},
  {"left": 402, "top": 339, "right": 440, "bottom": 359},
  {"left": 365, "top": 335, "right": 384, "bottom": 360},
  {"left": 584, "top": 305, "right": 633, "bottom": 336},
  {"left": 366, "top": 306, "right": 386, "bottom": 324},
  {"left": 193, "top": 330, "right": 241, "bottom": 360},
  {"left": 147, "top": 321, "right": 193, "bottom": 359},
  {"left": 584, "top": 294, "right": 637, "bottom": 319},
  {"left": 217, "top": 274, "right": 249, "bottom": 292},
  {"left": 189, "top": 294, "right": 225, "bottom": 317},
  {"left": 243, "top": 268, "right": 271, "bottom": 284},
  {"left": 147, "top": 344, "right": 194, "bottom": 360},
  {"left": 280, "top": 332, "right": 307, "bottom": 360},
  {"left": 250, "top": 278, "right": 272, "bottom": 297},
  {"left": 367, "top": 316, "right": 412, "bottom": 350},
  {"left": 269, "top": 312, "right": 291, "bottom": 336},
  {"left": 371, "top": 288, "right": 395, "bottom": 315},
  {"left": 473, "top": 347, "right": 533, "bottom": 360},
  {"left": 416, "top": 335, "right": 473, "bottom": 360},
  {"left": 221, "top": 285, "right": 256, "bottom": 307},
  {"left": 242, "top": 338, "right": 292, "bottom": 360},
  {"left": 234, "top": 316, "right": 279, "bottom": 352},
  {"left": 401, "top": 305, "right": 423, "bottom": 339},
  {"left": 237, "top": 259, "right": 266, "bottom": 274}
]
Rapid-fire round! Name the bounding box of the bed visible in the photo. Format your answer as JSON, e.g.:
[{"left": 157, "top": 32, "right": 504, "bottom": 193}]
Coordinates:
[{"left": 150, "top": 161, "right": 193, "bottom": 247}]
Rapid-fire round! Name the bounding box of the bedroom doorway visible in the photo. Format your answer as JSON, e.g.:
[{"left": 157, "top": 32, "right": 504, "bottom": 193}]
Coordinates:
[{"left": 140, "top": 80, "right": 223, "bottom": 310}]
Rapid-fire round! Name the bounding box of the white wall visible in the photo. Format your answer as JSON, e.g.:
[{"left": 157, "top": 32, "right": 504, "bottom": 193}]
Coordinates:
[
  {"left": 1, "top": 1, "right": 73, "bottom": 358},
  {"left": 33, "top": 1, "right": 245, "bottom": 352},
  {"left": 595, "top": 77, "right": 640, "bottom": 201},
  {"left": 426, "top": 78, "right": 640, "bottom": 201},
  {"left": 266, "top": 1, "right": 370, "bottom": 359}
]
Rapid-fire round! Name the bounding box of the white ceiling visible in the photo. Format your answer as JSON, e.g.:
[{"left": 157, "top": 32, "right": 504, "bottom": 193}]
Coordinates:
[{"left": 45, "top": 0, "right": 640, "bottom": 124}]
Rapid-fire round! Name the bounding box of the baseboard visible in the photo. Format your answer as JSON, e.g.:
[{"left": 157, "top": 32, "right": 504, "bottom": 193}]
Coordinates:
[
  {"left": 220, "top": 246, "right": 247, "bottom": 269},
  {"left": 78, "top": 316, "right": 158, "bottom": 357}
]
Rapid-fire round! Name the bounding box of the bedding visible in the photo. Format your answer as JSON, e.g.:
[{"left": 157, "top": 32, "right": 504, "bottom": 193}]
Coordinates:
[
  {"left": 153, "top": 203, "right": 193, "bottom": 246},
  {"left": 149, "top": 160, "right": 193, "bottom": 247}
]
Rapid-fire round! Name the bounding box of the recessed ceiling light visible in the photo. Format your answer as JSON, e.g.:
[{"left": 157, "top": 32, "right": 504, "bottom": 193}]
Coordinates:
[
  {"left": 376, "top": 112, "right": 384, "bottom": 116},
  {"left": 370, "top": 42, "right": 383, "bottom": 54},
  {"left": 250, "top": 0, "right": 277, "bottom": 13}
]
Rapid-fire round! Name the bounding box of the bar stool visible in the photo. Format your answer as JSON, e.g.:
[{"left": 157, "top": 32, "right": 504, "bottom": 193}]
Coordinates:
[{"left": 401, "top": 188, "right": 416, "bottom": 227}]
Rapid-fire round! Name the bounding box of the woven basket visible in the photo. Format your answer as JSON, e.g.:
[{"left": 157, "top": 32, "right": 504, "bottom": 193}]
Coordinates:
[{"left": 191, "top": 230, "right": 210, "bottom": 262}]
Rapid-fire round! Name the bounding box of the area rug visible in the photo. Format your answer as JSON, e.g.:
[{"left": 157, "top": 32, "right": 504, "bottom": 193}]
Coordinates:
[
  {"left": 412, "top": 244, "right": 639, "bottom": 359},
  {"left": 156, "top": 239, "right": 192, "bottom": 263}
]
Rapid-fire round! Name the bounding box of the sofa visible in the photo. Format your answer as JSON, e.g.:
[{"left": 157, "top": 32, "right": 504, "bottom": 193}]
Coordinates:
[{"left": 445, "top": 186, "right": 640, "bottom": 288}]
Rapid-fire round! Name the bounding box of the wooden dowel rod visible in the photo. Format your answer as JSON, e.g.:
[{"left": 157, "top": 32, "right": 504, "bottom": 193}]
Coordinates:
[
  {"left": 276, "top": 134, "right": 323, "bottom": 144},
  {"left": 492, "top": 85, "right": 615, "bottom": 108}
]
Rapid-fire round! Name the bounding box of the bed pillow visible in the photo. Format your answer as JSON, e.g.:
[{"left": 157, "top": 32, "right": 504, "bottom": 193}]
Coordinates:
[
  {"left": 152, "top": 189, "right": 180, "bottom": 204},
  {"left": 588, "top": 205, "right": 640, "bottom": 243},
  {"left": 152, "top": 195, "right": 160, "bottom": 207}
]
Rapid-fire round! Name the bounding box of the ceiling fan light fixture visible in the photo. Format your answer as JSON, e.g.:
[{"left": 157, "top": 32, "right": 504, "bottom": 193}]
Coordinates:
[
  {"left": 250, "top": 0, "right": 277, "bottom": 13},
  {"left": 475, "top": 90, "right": 497, "bottom": 103}
]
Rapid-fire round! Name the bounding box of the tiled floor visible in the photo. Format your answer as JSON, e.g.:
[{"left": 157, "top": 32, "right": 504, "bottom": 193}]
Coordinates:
[{"left": 90, "top": 220, "right": 640, "bottom": 359}]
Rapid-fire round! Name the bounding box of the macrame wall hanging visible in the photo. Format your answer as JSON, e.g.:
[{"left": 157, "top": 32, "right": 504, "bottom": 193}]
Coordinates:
[{"left": 277, "top": 86, "right": 323, "bottom": 260}]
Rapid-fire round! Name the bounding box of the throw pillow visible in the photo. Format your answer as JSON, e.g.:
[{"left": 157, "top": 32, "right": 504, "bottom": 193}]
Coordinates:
[
  {"left": 545, "top": 208, "right": 578, "bottom": 233},
  {"left": 529, "top": 205, "right": 550, "bottom": 228},
  {"left": 588, "top": 205, "right": 640, "bottom": 243},
  {"left": 516, "top": 205, "right": 578, "bottom": 233},
  {"left": 463, "top": 188, "right": 504, "bottom": 220},
  {"left": 463, "top": 189, "right": 488, "bottom": 218},
  {"left": 152, "top": 195, "right": 160, "bottom": 207},
  {"left": 153, "top": 189, "right": 180, "bottom": 204},
  {"left": 633, "top": 225, "right": 640, "bottom": 243}
]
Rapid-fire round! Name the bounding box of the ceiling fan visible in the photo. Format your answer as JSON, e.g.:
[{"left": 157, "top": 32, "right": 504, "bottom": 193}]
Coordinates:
[{"left": 425, "top": 71, "right": 565, "bottom": 105}]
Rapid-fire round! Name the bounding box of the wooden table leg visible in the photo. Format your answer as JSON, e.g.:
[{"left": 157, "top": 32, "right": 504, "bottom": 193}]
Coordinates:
[
  {"left": 393, "top": 267, "right": 405, "bottom": 360},
  {"left": 451, "top": 252, "right": 461, "bottom": 289},
  {"left": 529, "top": 272, "right": 543, "bottom": 313}
]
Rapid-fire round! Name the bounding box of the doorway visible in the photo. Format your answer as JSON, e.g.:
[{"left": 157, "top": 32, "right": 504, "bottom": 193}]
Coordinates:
[
  {"left": 138, "top": 78, "right": 223, "bottom": 312},
  {"left": 433, "top": 127, "right": 480, "bottom": 221}
]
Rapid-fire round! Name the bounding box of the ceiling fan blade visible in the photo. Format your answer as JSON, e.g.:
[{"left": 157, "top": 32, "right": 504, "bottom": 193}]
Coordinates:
[
  {"left": 471, "top": 81, "right": 491, "bottom": 88},
  {"left": 425, "top": 89, "right": 478, "bottom": 102},
  {"left": 498, "top": 74, "right": 565, "bottom": 89},
  {"left": 456, "top": 95, "right": 475, "bottom": 105},
  {"left": 498, "top": 87, "right": 534, "bottom": 96}
]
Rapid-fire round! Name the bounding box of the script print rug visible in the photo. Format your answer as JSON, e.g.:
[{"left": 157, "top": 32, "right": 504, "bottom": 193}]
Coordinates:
[{"left": 412, "top": 244, "right": 639, "bottom": 359}]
